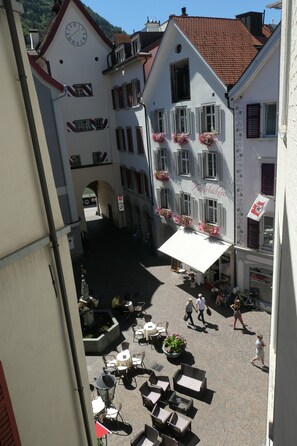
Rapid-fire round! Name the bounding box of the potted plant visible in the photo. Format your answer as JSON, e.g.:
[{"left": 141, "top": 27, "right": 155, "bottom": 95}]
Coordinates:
[
  {"left": 197, "top": 221, "right": 220, "bottom": 236},
  {"left": 154, "top": 170, "right": 170, "bottom": 181},
  {"left": 156, "top": 208, "right": 172, "bottom": 219},
  {"left": 162, "top": 333, "right": 187, "bottom": 358},
  {"left": 173, "top": 214, "right": 193, "bottom": 227},
  {"left": 198, "top": 132, "right": 216, "bottom": 147},
  {"left": 172, "top": 132, "right": 189, "bottom": 146},
  {"left": 152, "top": 132, "right": 166, "bottom": 143}
]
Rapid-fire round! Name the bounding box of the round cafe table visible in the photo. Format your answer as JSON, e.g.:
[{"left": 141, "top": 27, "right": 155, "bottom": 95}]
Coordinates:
[
  {"left": 143, "top": 322, "right": 157, "bottom": 340},
  {"left": 116, "top": 349, "right": 132, "bottom": 368}
]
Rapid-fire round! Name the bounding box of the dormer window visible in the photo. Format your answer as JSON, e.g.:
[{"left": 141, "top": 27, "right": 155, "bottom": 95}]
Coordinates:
[
  {"left": 131, "top": 37, "right": 140, "bottom": 55},
  {"left": 116, "top": 47, "right": 125, "bottom": 63}
]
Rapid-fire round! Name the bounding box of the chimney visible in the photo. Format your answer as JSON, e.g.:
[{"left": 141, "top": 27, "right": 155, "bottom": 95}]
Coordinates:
[
  {"left": 236, "top": 11, "right": 264, "bottom": 36},
  {"left": 181, "top": 7, "right": 188, "bottom": 17},
  {"left": 29, "top": 29, "right": 40, "bottom": 50}
]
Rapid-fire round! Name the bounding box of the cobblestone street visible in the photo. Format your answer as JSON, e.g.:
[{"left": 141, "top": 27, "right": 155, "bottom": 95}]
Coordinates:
[{"left": 76, "top": 215, "right": 270, "bottom": 446}]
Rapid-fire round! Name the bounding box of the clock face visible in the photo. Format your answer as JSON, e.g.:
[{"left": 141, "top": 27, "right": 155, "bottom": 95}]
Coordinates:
[{"left": 65, "top": 22, "right": 87, "bottom": 46}]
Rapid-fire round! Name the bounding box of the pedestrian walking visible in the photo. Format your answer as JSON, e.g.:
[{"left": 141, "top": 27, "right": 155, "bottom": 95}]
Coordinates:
[
  {"left": 184, "top": 297, "right": 197, "bottom": 325},
  {"left": 230, "top": 299, "right": 246, "bottom": 330},
  {"left": 251, "top": 334, "right": 266, "bottom": 367},
  {"left": 196, "top": 293, "right": 208, "bottom": 327}
]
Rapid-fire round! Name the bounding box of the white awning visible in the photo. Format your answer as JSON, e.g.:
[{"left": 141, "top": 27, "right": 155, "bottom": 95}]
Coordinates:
[{"left": 158, "top": 228, "right": 231, "bottom": 273}]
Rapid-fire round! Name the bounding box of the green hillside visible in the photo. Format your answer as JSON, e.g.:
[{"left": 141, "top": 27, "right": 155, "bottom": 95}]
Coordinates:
[{"left": 19, "top": 0, "right": 126, "bottom": 45}]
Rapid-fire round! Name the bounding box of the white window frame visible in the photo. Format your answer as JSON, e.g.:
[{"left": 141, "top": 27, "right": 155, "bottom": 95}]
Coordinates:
[
  {"left": 206, "top": 199, "right": 218, "bottom": 223},
  {"left": 155, "top": 109, "right": 168, "bottom": 133},
  {"left": 261, "top": 214, "right": 274, "bottom": 251},
  {"left": 196, "top": 104, "right": 221, "bottom": 134},
  {"left": 116, "top": 47, "right": 125, "bottom": 63},
  {"left": 205, "top": 152, "right": 217, "bottom": 179},
  {"left": 131, "top": 79, "right": 140, "bottom": 107},
  {"left": 74, "top": 119, "right": 92, "bottom": 132},
  {"left": 73, "top": 83, "right": 92, "bottom": 97},
  {"left": 131, "top": 37, "right": 140, "bottom": 55},
  {"left": 182, "top": 193, "right": 191, "bottom": 216},
  {"left": 160, "top": 188, "right": 169, "bottom": 208},
  {"left": 176, "top": 107, "right": 188, "bottom": 133},
  {"left": 179, "top": 150, "right": 190, "bottom": 175},
  {"left": 263, "top": 102, "right": 277, "bottom": 137}
]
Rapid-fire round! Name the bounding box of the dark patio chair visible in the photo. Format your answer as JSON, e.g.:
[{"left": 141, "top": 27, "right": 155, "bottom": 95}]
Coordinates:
[
  {"left": 132, "top": 323, "right": 145, "bottom": 343},
  {"left": 130, "top": 424, "right": 160, "bottom": 445},
  {"left": 149, "top": 371, "right": 170, "bottom": 394},
  {"left": 167, "top": 412, "right": 191, "bottom": 439},
  {"left": 121, "top": 341, "right": 130, "bottom": 351},
  {"left": 151, "top": 404, "right": 171, "bottom": 430},
  {"left": 161, "top": 433, "right": 184, "bottom": 446},
  {"left": 139, "top": 381, "right": 162, "bottom": 409},
  {"left": 133, "top": 301, "right": 146, "bottom": 317}
]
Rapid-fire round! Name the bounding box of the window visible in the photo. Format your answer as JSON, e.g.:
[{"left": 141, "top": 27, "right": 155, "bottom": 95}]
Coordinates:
[
  {"left": 205, "top": 152, "right": 217, "bottom": 179},
  {"left": 261, "top": 215, "right": 274, "bottom": 251},
  {"left": 170, "top": 59, "right": 190, "bottom": 102},
  {"left": 135, "top": 171, "right": 142, "bottom": 193},
  {"left": 159, "top": 188, "right": 169, "bottom": 208},
  {"left": 261, "top": 163, "right": 275, "bottom": 196},
  {"left": 0, "top": 362, "right": 21, "bottom": 446},
  {"left": 131, "top": 37, "right": 140, "bottom": 55},
  {"left": 152, "top": 109, "right": 168, "bottom": 133},
  {"left": 69, "top": 155, "right": 81, "bottom": 167},
  {"left": 176, "top": 150, "right": 190, "bottom": 175},
  {"left": 131, "top": 79, "right": 141, "bottom": 106},
  {"left": 182, "top": 193, "right": 191, "bottom": 216},
  {"left": 196, "top": 104, "right": 221, "bottom": 133},
  {"left": 74, "top": 119, "right": 92, "bottom": 132},
  {"left": 247, "top": 103, "right": 277, "bottom": 138},
  {"left": 118, "top": 86, "right": 124, "bottom": 109},
  {"left": 126, "top": 127, "right": 134, "bottom": 153},
  {"left": 92, "top": 152, "right": 107, "bottom": 164},
  {"left": 140, "top": 172, "right": 150, "bottom": 197},
  {"left": 73, "top": 83, "right": 93, "bottom": 97},
  {"left": 247, "top": 218, "right": 260, "bottom": 249},
  {"left": 171, "top": 107, "right": 191, "bottom": 134},
  {"left": 206, "top": 199, "right": 217, "bottom": 223},
  {"left": 136, "top": 126, "right": 144, "bottom": 154},
  {"left": 154, "top": 148, "right": 167, "bottom": 170},
  {"left": 264, "top": 103, "right": 277, "bottom": 136},
  {"left": 116, "top": 47, "right": 125, "bottom": 63},
  {"left": 93, "top": 118, "right": 107, "bottom": 130},
  {"left": 115, "top": 128, "right": 126, "bottom": 151},
  {"left": 120, "top": 166, "right": 127, "bottom": 187}
]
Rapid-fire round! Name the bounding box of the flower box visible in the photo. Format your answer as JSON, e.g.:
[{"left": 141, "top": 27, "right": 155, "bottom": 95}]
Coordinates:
[
  {"left": 163, "top": 333, "right": 187, "bottom": 357},
  {"left": 172, "top": 132, "right": 189, "bottom": 146},
  {"left": 156, "top": 208, "right": 172, "bottom": 219},
  {"left": 197, "top": 222, "right": 220, "bottom": 236},
  {"left": 173, "top": 214, "right": 193, "bottom": 227},
  {"left": 152, "top": 132, "right": 166, "bottom": 143},
  {"left": 198, "top": 132, "right": 216, "bottom": 147},
  {"left": 154, "top": 170, "right": 170, "bottom": 181}
]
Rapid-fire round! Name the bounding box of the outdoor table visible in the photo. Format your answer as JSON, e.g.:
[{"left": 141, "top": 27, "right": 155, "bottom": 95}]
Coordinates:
[
  {"left": 116, "top": 349, "right": 132, "bottom": 368},
  {"left": 143, "top": 322, "right": 157, "bottom": 340},
  {"left": 168, "top": 391, "right": 193, "bottom": 415}
]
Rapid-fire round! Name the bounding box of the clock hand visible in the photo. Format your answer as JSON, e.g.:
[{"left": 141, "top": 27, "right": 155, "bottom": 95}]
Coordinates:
[{"left": 70, "top": 29, "right": 80, "bottom": 39}]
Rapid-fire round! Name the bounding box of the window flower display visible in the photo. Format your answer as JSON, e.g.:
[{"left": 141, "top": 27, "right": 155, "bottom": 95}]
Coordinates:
[
  {"left": 197, "top": 222, "right": 220, "bottom": 236},
  {"left": 156, "top": 208, "right": 172, "bottom": 219},
  {"left": 173, "top": 214, "right": 193, "bottom": 227},
  {"left": 198, "top": 132, "right": 216, "bottom": 147},
  {"left": 154, "top": 170, "right": 170, "bottom": 181},
  {"left": 152, "top": 132, "right": 166, "bottom": 143},
  {"left": 172, "top": 132, "right": 189, "bottom": 146}
]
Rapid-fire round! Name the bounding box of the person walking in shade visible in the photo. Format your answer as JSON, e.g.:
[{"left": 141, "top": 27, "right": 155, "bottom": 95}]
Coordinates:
[
  {"left": 184, "top": 297, "right": 197, "bottom": 326},
  {"left": 251, "top": 334, "right": 266, "bottom": 367},
  {"left": 196, "top": 293, "right": 208, "bottom": 327},
  {"left": 230, "top": 299, "right": 246, "bottom": 330}
]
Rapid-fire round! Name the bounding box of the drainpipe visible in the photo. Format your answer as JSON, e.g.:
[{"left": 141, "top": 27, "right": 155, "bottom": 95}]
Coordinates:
[
  {"left": 139, "top": 100, "right": 154, "bottom": 206},
  {"left": 3, "top": 2, "right": 94, "bottom": 445}
]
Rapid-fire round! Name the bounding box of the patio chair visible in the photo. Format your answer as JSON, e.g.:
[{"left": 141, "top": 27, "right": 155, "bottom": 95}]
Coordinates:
[
  {"left": 131, "top": 351, "right": 146, "bottom": 370},
  {"left": 130, "top": 424, "right": 160, "bottom": 446},
  {"left": 173, "top": 363, "right": 207, "bottom": 399},
  {"left": 132, "top": 323, "right": 145, "bottom": 343},
  {"left": 161, "top": 433, "right": 184, "bottom": 446},
  {"left": 151, "top": 404, "right": 171, "bottom": 430},
  {"left": 149, "top": 331, "right": 161, "bottom": 349},
  {"left": 102, "top": 354, "right": 117, "bottom": 374},
  {"left": 167, "top": 412, "right": 191, "bottom": 439},
  {"left": 149, "top": 371, "right": 170, "bottom": 394},
  {"left": 139, "top": 381, "right": 162, "bottom": 409},
  {"left": 156, "top": 321, "right": 169, "bottom": 336},
  {"left": 103, "top": 402, "right": 123, "bottom": 431},
  {"left": 144, "top": 314, "right": 152, "bottom": 322}
]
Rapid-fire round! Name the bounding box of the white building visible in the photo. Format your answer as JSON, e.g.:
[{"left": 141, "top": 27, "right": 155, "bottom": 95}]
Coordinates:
[
  {"left": 143, "top": 10, "right": 271, "bottom": 285},
  {"left": 267, "top": 0, "right": 297, "bottom": 444},
  {"left": 0, "top": 1, "right": 94, "bottom": 444},
  {"left": 229, "top": 25, "right": 281, "bottom": 308}
]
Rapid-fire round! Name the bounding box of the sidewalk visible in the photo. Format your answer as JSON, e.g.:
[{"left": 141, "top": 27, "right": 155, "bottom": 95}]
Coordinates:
[{"left": 76, "top": 217, "right": 270, "bottom": 446}]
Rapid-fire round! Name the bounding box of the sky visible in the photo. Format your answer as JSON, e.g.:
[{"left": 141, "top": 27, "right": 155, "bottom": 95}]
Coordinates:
[{"left": 83, "top": 0, "right": 282, "bottom": 34}]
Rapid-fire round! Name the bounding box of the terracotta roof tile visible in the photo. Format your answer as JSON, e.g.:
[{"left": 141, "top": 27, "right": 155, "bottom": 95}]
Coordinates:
[
  {"left": 173, "top": 16, "right": 271, "bottom": 86},
  {"left": 113, "top": 34, "right": 131, "bottom": 45}
]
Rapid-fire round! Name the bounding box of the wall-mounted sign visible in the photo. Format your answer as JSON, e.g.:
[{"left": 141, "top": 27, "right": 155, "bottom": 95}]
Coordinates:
[
  {"left": 117, "top": 195, "right": 124, "bottom": 211},
  {"left": 192, "top": 181, "right": 227, "bottom": 198}
]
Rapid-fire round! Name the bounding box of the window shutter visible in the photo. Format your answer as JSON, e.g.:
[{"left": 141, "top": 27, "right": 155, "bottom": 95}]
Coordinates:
[
  {"left": 247, "top": 218, "right": 260, "bottom": 249},
  {"left": 166, "top": 149, "right": 171, "bottom": 172},
  {"left": 136, "top": 127, "right": 144, "bottom": 154},
  {"left": 215, "top": 105, "right": 221, "bottom": 134},
  {"left": 153, "top": 149, "right": 159, "bottom": 170},
  {"left": 122, "top": 129, "right": 126, "bottom": 152},
  {"left": 216, "top": 151, "right": 223, "bottom": 180},
  {"left": 191, "top": 197, "right": 198, "bottom": 220},
  {"left": 261, "top": 163, "right": 275, "bottom": 196},
  {"left": 136, "top": 79, "right": 141, "bottom": 101},
  {"left": 175, "top": 193, "right": 181, "bottom": 214},
  {"left": 189, "top": 150, "right": 195, "bottom": 177},
  {"left": 198, "top": 199, "right": 205, "bottom": 222},
  {"left": 118, "top": 86, "right": 124, "bottom": 109},
  {"left": 197, "top": 153, "right": 204, "bottom": 178},
  {"left": 0, "top": 362, "right": 21, "bottom": 446},
  {"left": 126, "top": 83, "right": 132, "bottom": 107},
  {"left": 186, "top": 108, "right": 193, "bottom": 135},
  {"left": 111, "top": 89, "right": 116, "bottom": 110},
  {"left": 202, "top": 152, "right": 207, "bottom": 178},
  {"left": 195, "top": 107, "right": 202, "bottom": 134},
  {"left": 163, "top": 110, "right": 169, "bottom": 134},
  {"left": 217, "top": 203, "right": 225, "bottom": 229},
  {"left": 247, "top": 104, "right": 260, "bottom": 138},
  {"left": 115, "top": 129, "right": 120, "bottom": 151},
  {"left": 171, "top": 110, "right": 176, "bottom": 134},
  {"left": 150, "top": 112, "right": 156, "bottom": 133},
  {"left": 174, "top": 152, "right": 180, "bottom": 175}
]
